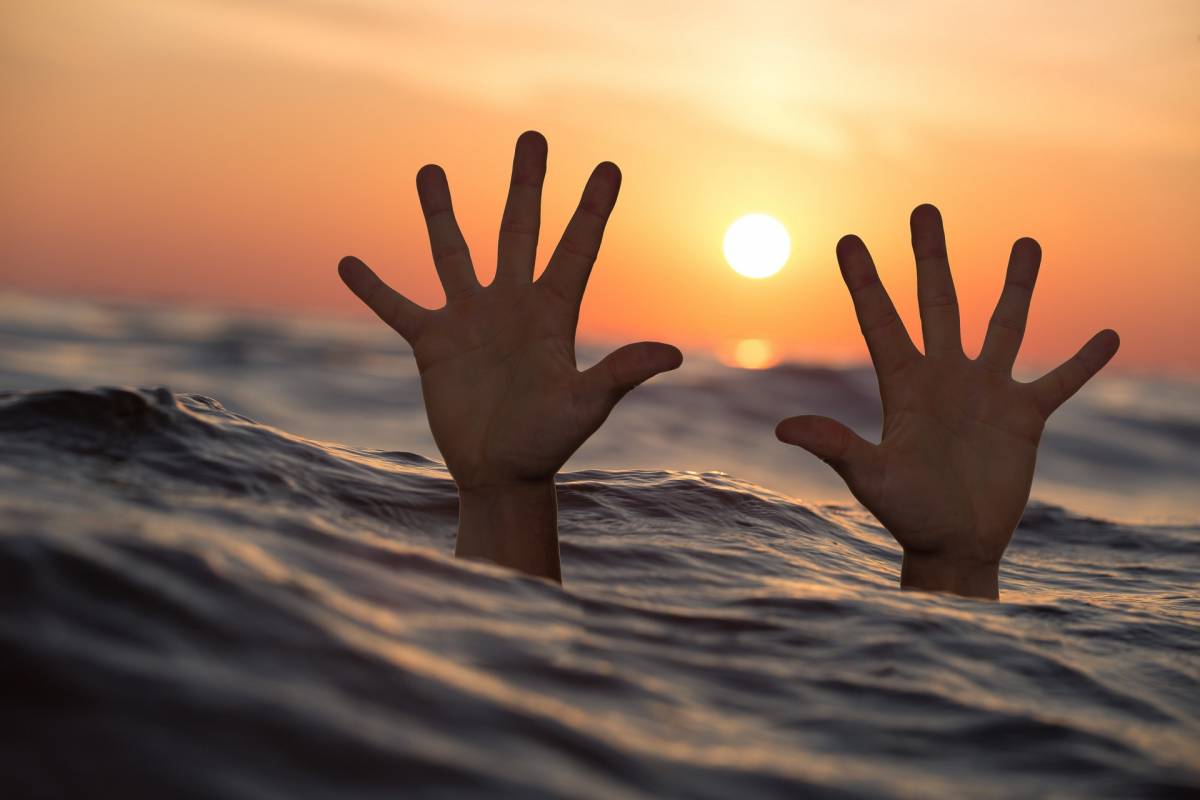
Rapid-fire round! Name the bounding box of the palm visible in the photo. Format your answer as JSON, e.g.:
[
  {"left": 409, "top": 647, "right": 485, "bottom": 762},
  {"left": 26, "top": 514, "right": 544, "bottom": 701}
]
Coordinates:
[
  {"left": 778, "top": 205, "right": 1119, "bottom": 585},
  {"left": 339, "top": 132, "right": 680, "bottom": 490},
  {"left": 414, "top": 285, "right": 594, "bottom": 487},
  {"left": 864, "top": 357, "right": 1042, "bottom": 562}
]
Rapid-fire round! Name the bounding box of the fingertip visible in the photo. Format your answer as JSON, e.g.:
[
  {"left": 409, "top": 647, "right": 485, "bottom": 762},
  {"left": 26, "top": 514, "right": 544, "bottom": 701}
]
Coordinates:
[
  {"left": 1075, "top": 329, "right": 1121, "bottom": 375},
  {"left": 337, "top": 255, "right": 363, "bottom": 282},
  {"left": 774, "top": 416, "right": 807, "bottom": 445},
  {"left": 580, "top": 161, "right": 621, "bottom": 213},
  {"left": 910, "top": 203, "right": 947, "bottom": 258},
  {"left": 511, "top": 131, "right": 548, "bottom": 187},
  {"left": 416, "top": 163, "right": 445, "bottom": 187},
  {"left": 1013, "top": 236, "right": 1041, "bottom": 258},
  {"left": 593, "top": 160, "right": 622, "bottom": 188},
  {"left": 657, "top": 343, "right": 684, "bottom": 372},
  {"left": 517, "top": 130, "right": 548, "bottom": 155},
  {"left": 836, "top": 234, "right": 865, "bottom": 259},
  {"left": 910, "top": 203, "right": 942, "bottom": 227},
  {"left": 1006, "top": 237, "right": 1042, "bottom": 287},
  {"left": 835, "top": 234, "right": 877, "bottom": 287},
  {"left": 591, "top": 341, "right": 681, "bottom": 396},
  {"left": 635, "top": 341, "right": 683, "bottom": 376}
]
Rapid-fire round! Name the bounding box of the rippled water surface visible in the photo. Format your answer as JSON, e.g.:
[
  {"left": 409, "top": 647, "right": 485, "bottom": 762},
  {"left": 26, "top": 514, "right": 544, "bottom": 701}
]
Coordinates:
[{"left": 1, "top": 294, "right": 1197, "bottom": 798}]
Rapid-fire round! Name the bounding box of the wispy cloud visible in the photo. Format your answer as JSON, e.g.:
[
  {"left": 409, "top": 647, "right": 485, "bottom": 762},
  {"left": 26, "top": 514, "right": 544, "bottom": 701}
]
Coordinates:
[{"left": 9, "top": 0, "right": 1197, "bottom": 158}]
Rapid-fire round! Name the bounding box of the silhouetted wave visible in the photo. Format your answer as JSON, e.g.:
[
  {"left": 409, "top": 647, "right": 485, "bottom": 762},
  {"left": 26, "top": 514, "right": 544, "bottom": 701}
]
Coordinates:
[{"left": 1, "top": 384, "right": 1197, "bottom": 798}]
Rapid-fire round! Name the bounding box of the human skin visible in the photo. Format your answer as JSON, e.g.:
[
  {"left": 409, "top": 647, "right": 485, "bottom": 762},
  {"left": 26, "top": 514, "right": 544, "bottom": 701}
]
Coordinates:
[
  {"left": 776, "top": 205, "right": 1119, "bottom": 599},
  {"left": 338, "top": 131, "right": 682, "bottom": 582}
]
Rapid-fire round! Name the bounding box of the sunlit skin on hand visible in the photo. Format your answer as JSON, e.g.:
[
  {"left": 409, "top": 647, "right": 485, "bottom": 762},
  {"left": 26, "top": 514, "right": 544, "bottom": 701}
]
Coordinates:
[
  {"left": 776, "top": 205, "right": 1119, "bottom": 600},
  {"left": 338, "top": 132, "right": 682, "bottom": 582}
]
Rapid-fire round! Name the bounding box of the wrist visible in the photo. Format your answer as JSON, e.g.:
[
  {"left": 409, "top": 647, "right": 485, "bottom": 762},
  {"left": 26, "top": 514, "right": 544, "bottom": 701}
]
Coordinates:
[
  {"left": 457, "top": 476, "right": 556, "bottom": 499},
  {"left": 456, "top": 478, "right": 560, "bottom": 582},
  {"left": 900, "top": 551, "right": 1000, "bottom": 600}
]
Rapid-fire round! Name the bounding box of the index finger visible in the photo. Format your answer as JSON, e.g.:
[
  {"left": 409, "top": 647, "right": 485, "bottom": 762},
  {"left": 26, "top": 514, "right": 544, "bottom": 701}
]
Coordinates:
[
  {"left": 837, "top": 235, "right": 920, "bottom": 379},
  {"left": 537, "top": 161, "right": 621, "bottom": 309},
  {"left": 416, "top": 164, "right": 479, "bottom": 301}
]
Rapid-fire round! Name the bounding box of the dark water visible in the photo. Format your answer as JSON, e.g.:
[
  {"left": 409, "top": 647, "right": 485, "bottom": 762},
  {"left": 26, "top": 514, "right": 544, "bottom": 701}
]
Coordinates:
[{"left": 1, "top": 294, "right": 1198, "bottom": 798}]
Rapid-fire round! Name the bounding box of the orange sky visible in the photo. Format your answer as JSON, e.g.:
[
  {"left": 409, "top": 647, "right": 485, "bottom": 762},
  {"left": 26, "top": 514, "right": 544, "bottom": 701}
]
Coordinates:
[{"left": 2, "top": 0, "right": 1198, "bottom": 372}]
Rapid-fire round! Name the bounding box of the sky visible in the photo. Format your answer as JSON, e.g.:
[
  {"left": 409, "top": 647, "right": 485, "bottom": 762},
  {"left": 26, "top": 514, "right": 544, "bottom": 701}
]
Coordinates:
[{"left": 2, "top": 0, "right": 1198, "bottom": 372}]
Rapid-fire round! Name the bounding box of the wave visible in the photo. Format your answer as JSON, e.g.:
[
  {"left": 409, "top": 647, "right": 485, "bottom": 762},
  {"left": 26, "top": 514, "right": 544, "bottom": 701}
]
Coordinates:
[{"left": 1, "top": 386, "right": 1197, "bottom": 797}]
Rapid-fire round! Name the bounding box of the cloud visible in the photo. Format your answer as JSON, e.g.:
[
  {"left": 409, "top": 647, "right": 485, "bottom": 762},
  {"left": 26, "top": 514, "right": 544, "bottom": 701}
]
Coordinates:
[{"left": 11, "top": 0, "right": 1194, "bottom": 159}]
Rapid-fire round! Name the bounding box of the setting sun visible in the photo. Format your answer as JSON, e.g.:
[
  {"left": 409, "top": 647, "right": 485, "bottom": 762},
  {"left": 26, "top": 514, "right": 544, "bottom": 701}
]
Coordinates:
[{"left": 723, "top": 214, "right": 791, "bottom": 279}]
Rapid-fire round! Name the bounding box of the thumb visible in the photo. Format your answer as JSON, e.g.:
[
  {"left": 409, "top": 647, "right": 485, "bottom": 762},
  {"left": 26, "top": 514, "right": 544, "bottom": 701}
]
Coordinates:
[
  {"left": 775, "top": 415, "right": 876, "bottom": 483},
  {"left": 581, "top": 341, "right": 683, "bottom": 401}
]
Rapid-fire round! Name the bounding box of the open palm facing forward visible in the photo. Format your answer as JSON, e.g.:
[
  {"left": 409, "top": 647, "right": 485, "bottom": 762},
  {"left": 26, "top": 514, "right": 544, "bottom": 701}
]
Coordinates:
[
  {"left": 777, "top": 205, "right": 1119, "bottom": 599},
  {"left": 339, "top": 132, "right": 681, "bottom": 580}
]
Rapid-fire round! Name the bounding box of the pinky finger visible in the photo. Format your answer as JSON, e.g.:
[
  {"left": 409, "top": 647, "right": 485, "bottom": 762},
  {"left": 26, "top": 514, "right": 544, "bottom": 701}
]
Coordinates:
[
  {"left": 338, "top": 256, "right": 427, "bottom": 342},
  {"left": 1029, "top": 329, "right": 1120, "bottom": 417}
]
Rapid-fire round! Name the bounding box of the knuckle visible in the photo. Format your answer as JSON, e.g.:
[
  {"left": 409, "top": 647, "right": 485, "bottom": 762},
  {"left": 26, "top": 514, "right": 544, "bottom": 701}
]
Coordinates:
[
  {"left": 424, "top": 207, "right": 455, "bottom": 224},
  {"left": 433, "top": 243, "right": 469, "bottom": 263},
  {"left": 1003, "top": 280, "right": 1035, "bottom": 296},
  {"left": 510, "top": 173, "right": 545, "bottom": 189},
  {"left": 558, "top": 238, "right": 599, "bottom": 262},
  {"left": 364, "top": 281, "right": 385, "bottom": 307},
  {"left": 977, "top": 355, "right": 1011, "bottom": 374},
  {"left": 577, "top": 205, "right": 610, "bottom": 224},
  {"left": 499, "top": 219, "right": 538, "bottom": 236},
  {"left": 848, "top": 273, "right": 882, "bottom": 294},
  {"left": 988, "top": 315, "right": 1025, "bottom": 333},
  {"left": 920, "top": 294, "right": 958, "bottom": 309},
  {"left": 861, "top": 310, "right": 901, "bottom": 334}
]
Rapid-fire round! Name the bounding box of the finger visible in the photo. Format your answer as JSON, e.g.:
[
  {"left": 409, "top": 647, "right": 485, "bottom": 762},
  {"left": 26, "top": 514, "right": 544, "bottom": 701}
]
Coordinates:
[
  {"left": 416, "top": 164, "right": 478, "bottom": 301},
  {"left": 837, "top": 235, "right": 920, "bottom": 378},
  {"left": 579, "top": 341, "right": 682, "bottom": 406},
  {"left": 338, "top": 256, "right": 427, "bottom": 342},
  {"left": 978, "top": 237, "right": 1041, "bottom": 373},
  {"left": 775, "top": 415, "right": 878, "bottom": 487},
  {"left": 1030, "top": 329, "right": 1120, "bottom": 416},
  {"left": 539, "top": 161, "right": 621, "bottom": 308},
  {"left": 910, "top": 204, "right": 962, "bottom": 356},
  {"left": 495, "top": 131, "right": 547, "bottom": 285}
]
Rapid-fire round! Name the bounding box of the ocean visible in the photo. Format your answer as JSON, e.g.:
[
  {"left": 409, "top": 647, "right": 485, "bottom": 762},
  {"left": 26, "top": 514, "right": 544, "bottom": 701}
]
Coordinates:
[{"left": 1, "top": 292, "right": 1197, "bottom": 798}]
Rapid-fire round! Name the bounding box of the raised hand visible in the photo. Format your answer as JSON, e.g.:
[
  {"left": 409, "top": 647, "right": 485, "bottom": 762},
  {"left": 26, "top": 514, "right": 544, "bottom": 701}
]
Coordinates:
[
  {"left": 338, "top": 131, "right": 682, "bottom": 581},
  {"left": 776, "top": 205, "right": 1118, "bottom": 599}
]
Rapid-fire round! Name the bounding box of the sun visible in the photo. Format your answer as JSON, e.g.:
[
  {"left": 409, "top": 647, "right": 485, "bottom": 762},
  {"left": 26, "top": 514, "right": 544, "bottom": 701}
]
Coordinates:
[{"left": 723, "top": 214, "right": 790, "bottom": 279}]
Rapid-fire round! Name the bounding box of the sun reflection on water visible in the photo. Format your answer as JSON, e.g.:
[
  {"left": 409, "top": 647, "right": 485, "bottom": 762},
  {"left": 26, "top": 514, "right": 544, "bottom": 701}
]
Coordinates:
[{"left": 720, "top": 339, "right": 778, "bottom": 370}]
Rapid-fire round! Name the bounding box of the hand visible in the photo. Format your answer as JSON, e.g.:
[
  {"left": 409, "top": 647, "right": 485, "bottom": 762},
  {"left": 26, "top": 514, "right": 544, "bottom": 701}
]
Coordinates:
[
  {"left": 338, "top": 131, "right": 682, "bottom": 580},
  {"left": 776, "top": 205, "right": 1119, "bottom": 599}
]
